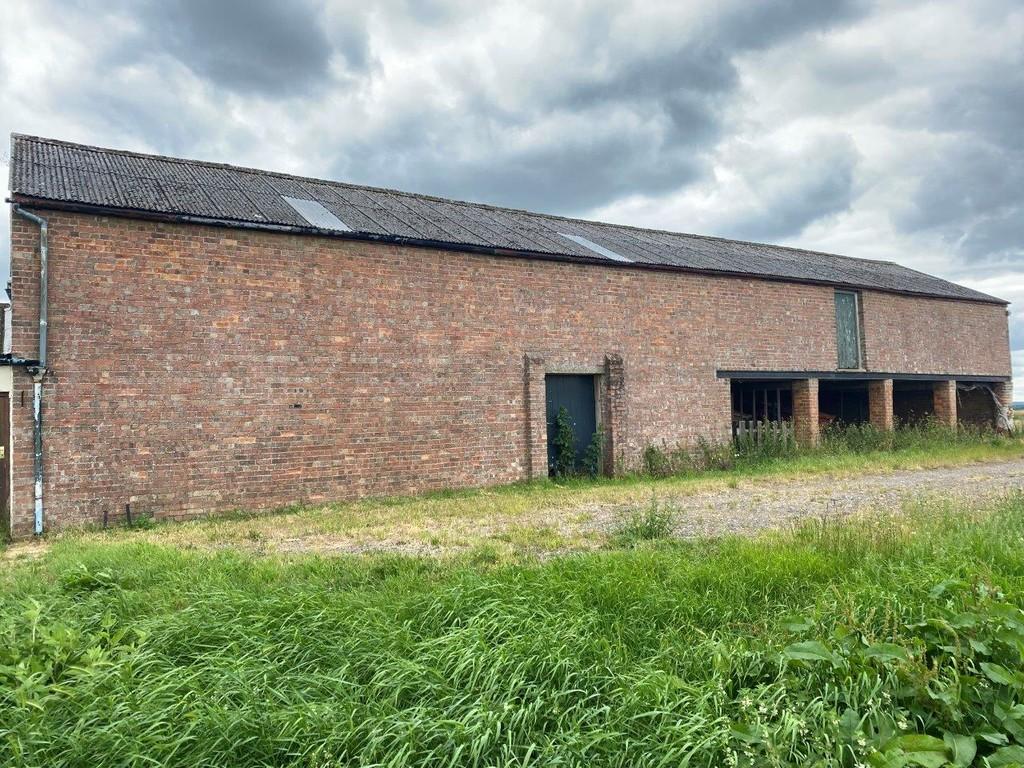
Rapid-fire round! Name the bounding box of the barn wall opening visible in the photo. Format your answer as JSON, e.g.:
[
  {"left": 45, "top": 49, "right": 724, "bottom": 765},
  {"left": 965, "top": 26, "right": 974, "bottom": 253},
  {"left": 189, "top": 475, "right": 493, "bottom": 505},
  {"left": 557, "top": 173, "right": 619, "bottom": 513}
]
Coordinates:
[
  {"left": 957, "top": 384, "right": 1000, "bottom": 428},
  {"left": 730, "top": 380, "right": 794, "bottom": 441},
  {"left": 818, "top": 381, "right": 869, "bottom": 427},
  {"left": 893, "top": 382, "right": 935, "bottom": 425}
]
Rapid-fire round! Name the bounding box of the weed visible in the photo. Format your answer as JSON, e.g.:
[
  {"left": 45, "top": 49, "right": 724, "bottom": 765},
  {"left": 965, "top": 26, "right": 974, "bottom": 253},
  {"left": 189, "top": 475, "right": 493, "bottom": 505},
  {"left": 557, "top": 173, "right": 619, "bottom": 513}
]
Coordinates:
[
  {"left": 551, "top": 406, "right": 577, "bottom": 478},
  {"left": 641, "top": 443, "right": 672, "bottom": 477},
  {"left": 614, "top": 495, "right": 677, "bottom": 544},
  {"left": 582, "top": 425, "right": 606, "bottom": 478}
]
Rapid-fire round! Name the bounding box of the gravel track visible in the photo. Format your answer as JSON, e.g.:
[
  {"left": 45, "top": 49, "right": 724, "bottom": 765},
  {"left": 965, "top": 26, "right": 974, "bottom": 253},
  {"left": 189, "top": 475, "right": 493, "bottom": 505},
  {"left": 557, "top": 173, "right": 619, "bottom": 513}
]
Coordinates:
[{"left": 581, "top": 457, "right": 1024, "bottom": 538}]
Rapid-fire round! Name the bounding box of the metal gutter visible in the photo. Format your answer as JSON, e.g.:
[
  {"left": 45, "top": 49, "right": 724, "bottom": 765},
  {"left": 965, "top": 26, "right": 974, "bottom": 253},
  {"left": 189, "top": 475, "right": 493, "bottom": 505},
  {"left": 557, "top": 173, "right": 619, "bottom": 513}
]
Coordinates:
[
  {"left": 717, "top": 370, "right": 1012, "bottom": 382},
  {"left": 12, "top": 205, "right": 49, "bottom": 536},
  {"left": 5, "top": 195, "right": 1010, "bottom": 307}
]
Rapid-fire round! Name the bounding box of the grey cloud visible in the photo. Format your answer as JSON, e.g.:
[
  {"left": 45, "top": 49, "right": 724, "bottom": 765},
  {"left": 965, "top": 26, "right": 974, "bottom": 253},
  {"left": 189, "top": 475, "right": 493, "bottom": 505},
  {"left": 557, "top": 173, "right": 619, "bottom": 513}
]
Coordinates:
[
  {"left": 959, "top": 209, "right": 1024, "bottom": 262},
  {"left": 333, "top": 110, "right": 706, "bottom": 214},
  {"left": 723, "top": 135, "right": 861, "bottom": 242},
  {"left": 138, "top": 0, "right": 339, "bottom": 96},
  {"left": 930, "top": 71, "right": 1024, "bottom": 147},
  {"left": 552, "top": 45, "right": 733, "bottom": 157},
  {"left": 713, "top": 0, "right": 868, "bottom": 51},
  {"left": 55, "top": 87, "right": 209, "bottom": 158},
  {"left": 378, "top": 0, "right": 469, "bottom": 26},
  {"left": 895, "top": 141, "right": 1023, "bottom": 262},
  {"left": 891, "top": 55, "right": 1024, "bottom": 264},
  {"left": 897, "top": 143, "right": 1021, "bottom": 231},
  {"left": 542, "top": 0, "right": 867, "bottom": 150}
]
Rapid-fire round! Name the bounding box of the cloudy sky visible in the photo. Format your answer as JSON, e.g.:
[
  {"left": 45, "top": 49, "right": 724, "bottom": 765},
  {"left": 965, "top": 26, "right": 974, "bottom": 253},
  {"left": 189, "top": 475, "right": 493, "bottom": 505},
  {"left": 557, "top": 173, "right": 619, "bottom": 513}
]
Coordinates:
[{"left": 1, "top": 0, "right": 1021, "bottom": 397}]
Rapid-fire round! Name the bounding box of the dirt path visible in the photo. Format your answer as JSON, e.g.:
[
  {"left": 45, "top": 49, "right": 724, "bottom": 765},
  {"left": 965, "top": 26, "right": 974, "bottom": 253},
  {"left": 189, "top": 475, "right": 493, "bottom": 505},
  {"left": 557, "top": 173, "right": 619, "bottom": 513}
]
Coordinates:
[{"left": 582, "top": 456, "right": 1024, "bottom": 538}]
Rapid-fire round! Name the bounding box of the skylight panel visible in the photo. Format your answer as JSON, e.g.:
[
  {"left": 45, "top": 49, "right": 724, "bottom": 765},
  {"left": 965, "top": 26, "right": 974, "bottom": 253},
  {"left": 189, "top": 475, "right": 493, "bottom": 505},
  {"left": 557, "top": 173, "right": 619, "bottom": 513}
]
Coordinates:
[
  {"left": 557, "top": 233, "right": 632, "bottom": 263},
  {"left": 281, "top": 196, "right": 351, "bottom": 231}
]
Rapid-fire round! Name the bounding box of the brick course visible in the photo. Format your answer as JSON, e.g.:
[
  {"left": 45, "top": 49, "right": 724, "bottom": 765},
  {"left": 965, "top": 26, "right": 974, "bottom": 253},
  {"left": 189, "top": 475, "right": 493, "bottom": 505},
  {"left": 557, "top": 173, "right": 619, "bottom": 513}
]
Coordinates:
[{"left": 5, "top": 211, "right": 1014, "bottom": 536}]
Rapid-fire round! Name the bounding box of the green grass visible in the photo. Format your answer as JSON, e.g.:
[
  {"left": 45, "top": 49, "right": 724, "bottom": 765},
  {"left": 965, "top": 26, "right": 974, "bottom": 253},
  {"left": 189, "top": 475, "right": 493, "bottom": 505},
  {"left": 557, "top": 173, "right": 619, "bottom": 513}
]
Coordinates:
[
  {"left": 3, "top": 493, "right": 1024, "bottom": 766},
  {"left": 40, "top": 424, "right": 1024, "bottom": 558}
]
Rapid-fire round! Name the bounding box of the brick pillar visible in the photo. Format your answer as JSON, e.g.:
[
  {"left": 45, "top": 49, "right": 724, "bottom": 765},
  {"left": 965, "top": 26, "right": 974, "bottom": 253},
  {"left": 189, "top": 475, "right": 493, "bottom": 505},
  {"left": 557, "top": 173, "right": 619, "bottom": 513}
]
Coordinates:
[
  {"left": 523, "top": 355, "right": 549, "bottom": 479},
  {"left": 993, "top": 380, "right": 1014, "bottom": 432},
  {"left": 932, "top": 380, "right": 957, "bottom": 427},
  {"left": 602, "top": 354, "right": 625, "bottom": 476},
  {"left": 868, "top": 379, "right": 894, "bottom": 431},
  {"left": 792, "top": 379, "right": 820, "bottom": 446}
]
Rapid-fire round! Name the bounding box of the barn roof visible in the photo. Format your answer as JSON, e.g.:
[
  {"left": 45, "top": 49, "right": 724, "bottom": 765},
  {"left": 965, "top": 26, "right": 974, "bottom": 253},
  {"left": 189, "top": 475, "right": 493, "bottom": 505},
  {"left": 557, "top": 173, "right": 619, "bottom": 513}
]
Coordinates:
[{"left": 7, "top": 133, "right": 1005, "bottom": 304}]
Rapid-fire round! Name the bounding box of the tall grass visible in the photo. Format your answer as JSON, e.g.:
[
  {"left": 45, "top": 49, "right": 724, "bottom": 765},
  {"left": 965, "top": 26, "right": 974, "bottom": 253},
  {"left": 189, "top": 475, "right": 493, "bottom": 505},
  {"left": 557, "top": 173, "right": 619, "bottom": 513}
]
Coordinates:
[
  {"left": 819, "top": 418, "right": 1008, "bottom": 454},
  {"left": 2, "top": 494, "right": 1024, "bottom": 766},
  {"left": 612, "top": 495, "right": 677, "bottom": 546},
  {"left": 639, "top": 419, "right": 1018, "bottom": 479}
]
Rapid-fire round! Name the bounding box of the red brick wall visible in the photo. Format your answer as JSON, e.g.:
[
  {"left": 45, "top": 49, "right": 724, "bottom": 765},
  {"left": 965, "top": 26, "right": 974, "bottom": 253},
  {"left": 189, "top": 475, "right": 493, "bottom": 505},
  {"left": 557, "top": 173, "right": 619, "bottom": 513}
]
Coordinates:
[
  {"left": 6, "top": 211, "right": 1013, "bottom": 535},
  {"left": 862, "top": 292, "right": 1012, "bottom": 374}
]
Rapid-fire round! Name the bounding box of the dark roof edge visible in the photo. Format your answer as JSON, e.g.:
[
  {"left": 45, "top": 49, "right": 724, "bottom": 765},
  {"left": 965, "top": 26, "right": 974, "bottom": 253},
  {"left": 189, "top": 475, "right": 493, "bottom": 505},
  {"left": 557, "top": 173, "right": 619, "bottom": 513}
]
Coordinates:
[{"left": 9, "top": 194, "right": 1011, "bottom": 306}]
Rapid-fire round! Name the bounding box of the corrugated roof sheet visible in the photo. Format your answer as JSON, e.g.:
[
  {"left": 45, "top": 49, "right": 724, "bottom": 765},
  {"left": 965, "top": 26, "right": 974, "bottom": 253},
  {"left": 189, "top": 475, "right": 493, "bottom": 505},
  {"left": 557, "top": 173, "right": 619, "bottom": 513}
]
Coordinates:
[{"left": 7, "top": 133, "right": 1005, "bottom": 303}]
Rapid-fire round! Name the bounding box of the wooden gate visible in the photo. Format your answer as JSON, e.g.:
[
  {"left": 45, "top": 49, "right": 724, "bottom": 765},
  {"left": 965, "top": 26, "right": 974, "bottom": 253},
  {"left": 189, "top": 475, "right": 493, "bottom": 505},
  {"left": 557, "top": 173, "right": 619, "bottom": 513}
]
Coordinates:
[{"left": 732, "top": 418, "right": 794, "bottom": 445}]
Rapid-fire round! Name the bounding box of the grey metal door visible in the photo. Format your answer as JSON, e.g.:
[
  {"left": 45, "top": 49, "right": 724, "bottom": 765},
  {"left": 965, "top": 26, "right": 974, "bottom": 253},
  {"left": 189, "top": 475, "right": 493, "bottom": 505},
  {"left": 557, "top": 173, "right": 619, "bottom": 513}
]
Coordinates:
[{"left": 545, "top": 374, "right": 597, "bottom": 475}]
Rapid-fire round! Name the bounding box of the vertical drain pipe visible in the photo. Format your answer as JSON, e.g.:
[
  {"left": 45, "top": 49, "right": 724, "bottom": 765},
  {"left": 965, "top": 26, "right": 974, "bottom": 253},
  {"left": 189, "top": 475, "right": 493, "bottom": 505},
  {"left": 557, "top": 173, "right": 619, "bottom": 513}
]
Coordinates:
[{"left": 12, "top": 206, "right": 48, "bottom": 535}]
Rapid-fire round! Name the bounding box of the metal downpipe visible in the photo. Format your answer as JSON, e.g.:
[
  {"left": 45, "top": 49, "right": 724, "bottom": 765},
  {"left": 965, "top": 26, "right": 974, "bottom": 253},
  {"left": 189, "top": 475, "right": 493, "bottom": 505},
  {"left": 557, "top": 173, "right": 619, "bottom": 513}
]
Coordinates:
[{"left": 12, "top": 205, "right": 48, "bottom": 535}]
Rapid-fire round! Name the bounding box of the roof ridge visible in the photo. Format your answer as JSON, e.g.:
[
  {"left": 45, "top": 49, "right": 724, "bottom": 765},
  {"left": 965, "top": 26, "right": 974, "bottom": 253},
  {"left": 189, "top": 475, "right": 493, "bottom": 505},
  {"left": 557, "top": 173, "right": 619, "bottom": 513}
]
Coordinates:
[{"left": 11, "top": 133, "right": 896, "bottom": 269}]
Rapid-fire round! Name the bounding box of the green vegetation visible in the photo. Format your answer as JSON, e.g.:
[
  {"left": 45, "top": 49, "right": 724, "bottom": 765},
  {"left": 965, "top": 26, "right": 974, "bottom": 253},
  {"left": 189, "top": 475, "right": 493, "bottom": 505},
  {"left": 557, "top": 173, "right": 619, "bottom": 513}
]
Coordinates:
[
  {"left": 640, "top": 420, "right": 1017, "bottom": 479},
  {"left": 3, "top": 494, "right": 1024, "bottom": 766},
  {"left": 612, "top": 495, "right": 678, "bottom": 546},
  {"left": 26, "top": 424, "right": 1022, "bottom": 558},
  {"left": 582, "top": 425, "right": 606, "bottom": 478},
  {"left": 552, "top": 408, "right": 605, "bottom": 479},
  {"left": 551, "top": 406, "right": 577, "bottom": 478},
  {"left": 818, "top": 420, "right": 1014, "bottom": 455}
]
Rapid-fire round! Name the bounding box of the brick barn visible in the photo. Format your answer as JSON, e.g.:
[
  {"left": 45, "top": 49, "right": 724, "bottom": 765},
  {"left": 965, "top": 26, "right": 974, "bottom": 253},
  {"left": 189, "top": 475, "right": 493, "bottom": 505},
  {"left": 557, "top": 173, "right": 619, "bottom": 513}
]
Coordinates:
[{"left": 2, "top": 134, "right": 1014, "bottom": 537}]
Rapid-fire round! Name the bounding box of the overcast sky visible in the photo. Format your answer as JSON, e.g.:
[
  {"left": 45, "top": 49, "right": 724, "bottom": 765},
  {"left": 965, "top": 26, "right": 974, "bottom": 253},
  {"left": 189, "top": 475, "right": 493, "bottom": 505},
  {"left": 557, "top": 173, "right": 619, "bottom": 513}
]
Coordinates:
[{"left": 1, "top": 0, "right": 1021, "bottom": 397}]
